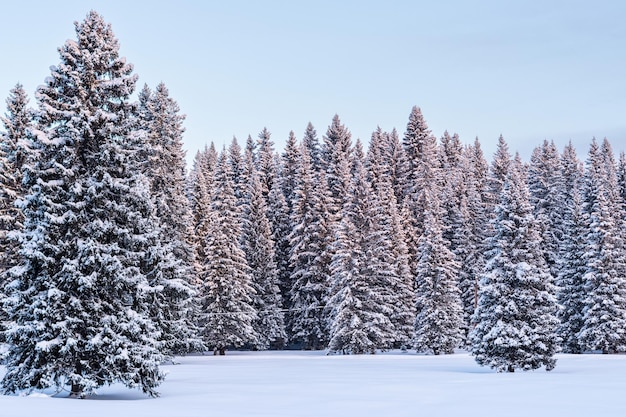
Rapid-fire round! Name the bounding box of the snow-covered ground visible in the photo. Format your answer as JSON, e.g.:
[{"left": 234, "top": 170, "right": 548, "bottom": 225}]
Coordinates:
[{"left": 0, "top": 350, "right": 624, "bottom": 417}]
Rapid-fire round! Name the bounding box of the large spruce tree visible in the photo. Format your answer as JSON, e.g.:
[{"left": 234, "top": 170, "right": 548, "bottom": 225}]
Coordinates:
[
  {"left": 0, "top": 84, "right": 32, "bottom": 277},
  {"left": 198, "top": 151, "right": 258, "bottom": 355},
  {"left": 578, "top": 139, "right": 626, "bottom": 353},
  {"left": 2, "top": 11, "right": 165, "bottom": 397},
  {"left": 556, "top": 142, "right": 587, "bottom": 353},
  {"left": 288, "top": 144, "right": 332, "bottom": 349},
  {"left": 137, "top": 82, "right": 202, "bottom": 356},
  {"left": 327, "top": 151, "right": 394, "bottom": 354},
  {"left": 470, "top": 157, "right": 559, "bottom": 372}
]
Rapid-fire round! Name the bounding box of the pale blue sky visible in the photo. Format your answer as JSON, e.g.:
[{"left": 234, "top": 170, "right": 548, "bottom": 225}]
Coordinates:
[{"left": 1, "top": 0, "right": 625, "bottom": 164}]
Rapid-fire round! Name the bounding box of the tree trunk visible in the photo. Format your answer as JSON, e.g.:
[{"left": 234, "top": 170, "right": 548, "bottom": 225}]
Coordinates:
[
  {"left": 70, "top": 382, "right": 83, "bottom": 398},
  {"left": 70, "top": 363, "right": 84, "bottom": 398}
]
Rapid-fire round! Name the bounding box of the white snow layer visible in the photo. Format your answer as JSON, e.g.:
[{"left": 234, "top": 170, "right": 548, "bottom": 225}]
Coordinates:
[{"left": 0, "top": 350, "right": 624, "bottom": 417}]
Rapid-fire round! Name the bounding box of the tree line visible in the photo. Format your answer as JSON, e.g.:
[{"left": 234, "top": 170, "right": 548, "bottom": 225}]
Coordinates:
[{"left": 1, "top": 11, "right": 626, "bottom": 397}]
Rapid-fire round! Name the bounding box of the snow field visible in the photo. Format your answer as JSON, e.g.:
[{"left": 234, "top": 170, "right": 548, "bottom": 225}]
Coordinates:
[{"left": 1, "top": 351, "right": 625, "bottom": 417}]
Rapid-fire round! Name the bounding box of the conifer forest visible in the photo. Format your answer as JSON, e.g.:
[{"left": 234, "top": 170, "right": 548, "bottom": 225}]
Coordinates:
[{"left": 1, "top": 11, "right": 626, "bottom": 398}]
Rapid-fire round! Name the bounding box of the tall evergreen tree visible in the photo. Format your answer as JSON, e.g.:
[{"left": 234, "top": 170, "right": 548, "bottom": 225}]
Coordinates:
[
  {"left": 489, "top": 134, "right": 512, "bottom": 203},
  {"left": 578, "top": 138, "right": 626, "bottom": 353},
  {"left": 327, "top": 155, "right": 394, "bottom": 354},
  {"left": 187, "top": 144, "right": 217, "bottom": 272},
  {"left": 470, "top": 158, "right": 559, "bottom": 372},
  {"left": 0, "top": 83, "right": 32, "bottom": 277},
  {"left": 281, "top": 130, "right": 300, "bottom": 215},
  {"left": 457, "top": 139, "right": 492, "bottom": 333},
  {"left": 401, "top": 107, "right": 439, "bottom": 274},
  {"left": 267, "top": 164, "right": 293, "bottom": 315},
  {"left": 288, "top": 144, "right": 332, "bottom": 349},
  {"left": 136, "top": 82, "right": 202, "bottom": 355},
  {"left": 198, "top": 151, "right": 258, "bottom": 355},
  {"left": 241, "top": 163, "right": 286, "bottom": 349},
  {"left": 303, "top": 122, "right": 322, "bottom": 173},
  {"left": 2, "top": 11, "right": 165, "bottom": 397},
  {"left": 528, "top": 140, "right": 563, "bottom": 277},
  {"left": 366, "top": 128, "right": 414, "bottom": 347},
  {"left": 413, "top": 188, "right": 464, "bottom": 355},
  {"left": 228, "top": 136, "right": 247, "bottom": 207},
  {"left": 256, "top": 127, "right": 275, "bottom": 201},
  {"left": 556, "top": 141, "right": 587, "bottom": 353},
  {"left": 321, "top": 114, "right": 353, "bottom": 220}
]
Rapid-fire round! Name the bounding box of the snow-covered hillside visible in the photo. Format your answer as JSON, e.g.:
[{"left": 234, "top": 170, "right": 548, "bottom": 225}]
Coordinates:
[{"left": 1, "top": 351, "right": 624, "bottom": 417}]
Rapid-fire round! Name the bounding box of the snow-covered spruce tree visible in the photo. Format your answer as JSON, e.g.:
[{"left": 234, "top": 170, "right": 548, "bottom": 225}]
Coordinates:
[
  {"left": 381, "top": 128, "right": 408, "bottom": 206},
  {"left": 241, "top": 163, "right": 286, "bottom": 349},
  {"left": 256, "top": 127, "right": 275, "bottom": 202},
  {"left": 413, "top": 187, "right": 464, "bottom": 355},
  {"left": 321, "top": 114, "right": 353, "bottom": 221},
  {"left": 327, "top": 152, "right": 395, "bottom": 354},
  {"left": 273, "top": 131, "right": 300, "bottom": 314},
  {"left": 2, "top": 11, "right": 165, "bottom": 397},
  {"left": 366, "top": 129, "right": 414, "bottom": 347},
  {"left": 442, "top": 141, "right": 481, "bottom": 340},
  {"left": 227, "top": 136, "right": 247, "bottom": 208},
  {"left": 528, "top": 140, "right": 563, "bottom": 278},
  {"left": 0, "top": 84, "right": 32, "bottom": 277},
  {"left": 457, "top": 139, "right": 492, "bottom": 334},
  {"left": 470, "top": 157, "right": 559, "bottom": 372},
  {"left": 438, "top": 131, "right": 465, "bottom": 249},
  {"left": 578, "top": 138, "right": 626, "bottom": 353},
  {"left": 281, "top": 130, "right": 300, "bottom": 216},
  {"left": 288, "top": 144, "right": 332, "bottom": 349},
  {"left": 198, "top": 151, "right": 258, "bottom": 355},
  {"left": 136, "top": 82, "right": 203, "bottom": 355},
  {"left": 187, "top": 144, "right": 217, "bottom": 272},
  {"left": 401, "top": 106, "right": 439, "bottom": 273},
  {"left": 556, "top": 142, "right": 587, "bottom": 353},
  {"left": 303, "top": 122, "right": 322, "bottom": 173},
  {"left": 488, "top": 134, "right": 512, "bottom": 204},
  {"left": 267, "top": 164, "right": 293, "bottom": 319}
]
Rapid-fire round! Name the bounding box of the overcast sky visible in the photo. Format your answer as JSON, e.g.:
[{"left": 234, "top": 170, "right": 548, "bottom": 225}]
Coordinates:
[{"left": 1, "top": 0, "right": 625, "bottom": 164}]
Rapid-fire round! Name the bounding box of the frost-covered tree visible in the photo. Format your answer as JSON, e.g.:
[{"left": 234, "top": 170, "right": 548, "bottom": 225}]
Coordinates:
[
  {"left": 228, "top": 136, "right": 247, "bottom": 207},
  {"left": 401, "top": 106, "right": 439, "bottom": 274},
  {"left": 402, "top": 106, "right": 432, "bottom": 202},
  {"left": 280, "top": 130, "right": 300, "bottom": 215},
  {"left": 288, "top": 144, "right": 332, "bottom": 349},
  {"left": 2, "top": 11, "right": 165, "bottom": 397},
  {"left": 198, "top": 151, "right": 258, "bottom": 355},
  {"left": 303, "top": 122, "right": 322, "bottom": 173},
  {"left": 366, "top": 128, "right": 414, "bottom": 347},
  {"left": 470, "top": 157, "right": 559, "bottom": 372},
  {"left": 137, "top": 82, "right": 202, "bottom": 355},
  {"left": 413, "top": 188, "right": 464, "bottom": 355},
  {"left": 327, "top": 154, "right": 394, "bottom": 354},
  {"left": 256, "top": 127, "right": 275, "bottom": 201},
  {"left": 489, "top": 135, "right": 512, "bottom": 204},
  {"left": 267, "top": 168, "right": 292, "bottom": 316},
  {"left": 321, "top": 114, "right": 353, "bottom": 220},
  {"left": 528, "top": 140, "right": 563, "bottom": 277},
  {"left": 456, "top": 139, "right": 492, "bottom": 333},
  {"left": 578, "top": 138, "right": 626, "bottom": 353},
  {"left": 556, "top": 142, "right": 587, "bottom": 353},
  {"left": 241, "top": 163, "right": 286, "bottom": 349},
  {"left": 187, "top": 144, "right": 217, "bottom": 271},
  {"left": 0, "top": 83, "right": 32, "bottom": 277}
]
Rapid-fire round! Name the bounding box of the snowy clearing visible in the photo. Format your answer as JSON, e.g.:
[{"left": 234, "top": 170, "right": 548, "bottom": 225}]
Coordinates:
[{"left": 1, "top": 351, "right": 624, "bottom": 417}]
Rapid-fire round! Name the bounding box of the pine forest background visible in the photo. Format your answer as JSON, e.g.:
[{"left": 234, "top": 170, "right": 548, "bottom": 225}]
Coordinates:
[{"left": 1, "top": 11, "right": 626, "bottom": 397}]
